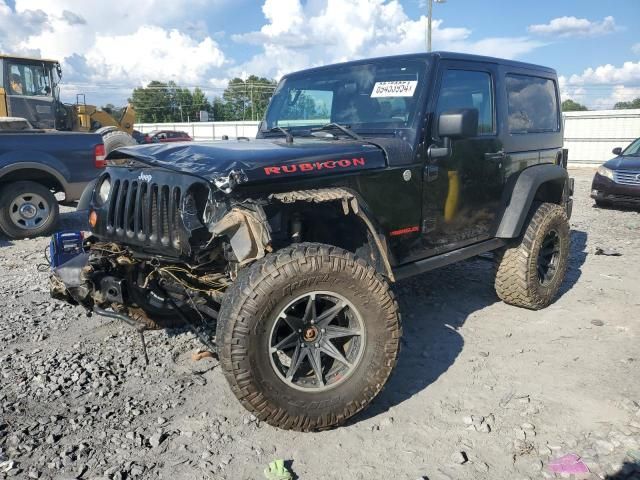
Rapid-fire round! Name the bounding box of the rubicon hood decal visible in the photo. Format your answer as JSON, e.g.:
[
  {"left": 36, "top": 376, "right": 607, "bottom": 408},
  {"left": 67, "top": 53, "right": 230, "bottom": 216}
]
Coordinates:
[
  {"left": 108, "top": 138, "right": 386, "bottom": 184},
  {"left": 263, "top": 157, "right": 366, "bottom": 176}
]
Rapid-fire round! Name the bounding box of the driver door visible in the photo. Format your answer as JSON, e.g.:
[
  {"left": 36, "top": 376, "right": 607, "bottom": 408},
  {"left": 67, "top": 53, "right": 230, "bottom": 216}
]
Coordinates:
[{"left": 420, "top": 60, "right": 505, "bottom": 256}]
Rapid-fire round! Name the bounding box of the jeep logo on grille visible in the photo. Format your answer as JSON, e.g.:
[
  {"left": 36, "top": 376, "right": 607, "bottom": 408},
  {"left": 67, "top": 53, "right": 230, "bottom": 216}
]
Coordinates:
[{"left": 138, "top": 173, "right": 152, "bottom": 182}]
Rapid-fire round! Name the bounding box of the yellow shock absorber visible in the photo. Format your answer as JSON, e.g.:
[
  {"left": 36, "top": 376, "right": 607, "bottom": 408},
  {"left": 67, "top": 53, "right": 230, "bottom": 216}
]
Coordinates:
[{"left": 444, "top": 170, "right": 460, "bottom": 223}]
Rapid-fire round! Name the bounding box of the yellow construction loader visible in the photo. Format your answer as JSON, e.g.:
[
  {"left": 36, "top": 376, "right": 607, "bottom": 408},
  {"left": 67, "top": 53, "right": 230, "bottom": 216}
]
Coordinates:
[{"left": 0, "top": 54, "right": 137, "bottom": 152}]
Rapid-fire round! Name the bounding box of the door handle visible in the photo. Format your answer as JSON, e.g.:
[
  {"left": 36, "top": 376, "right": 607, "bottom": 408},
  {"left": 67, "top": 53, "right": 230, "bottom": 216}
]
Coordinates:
[
  {"left": 485, "top": 151, "right": 506, "bottom": 169},
  {"left": 485, "top": 150, "right": 506, "bottom": 160}
]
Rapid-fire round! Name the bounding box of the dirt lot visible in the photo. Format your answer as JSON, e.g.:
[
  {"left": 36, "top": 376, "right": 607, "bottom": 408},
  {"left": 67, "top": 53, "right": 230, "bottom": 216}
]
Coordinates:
[{"left": 0, "top": 168, "right": 639, "bottom": 480}]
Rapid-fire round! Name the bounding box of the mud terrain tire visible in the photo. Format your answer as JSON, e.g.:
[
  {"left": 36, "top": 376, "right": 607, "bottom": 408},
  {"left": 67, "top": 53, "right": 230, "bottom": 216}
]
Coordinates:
[
  {"left": 217, "top": 243, "right": 401, "bottom": 431},
  {"left": 495, "top": 202, "right": 570, "bottom": 310},
  {"left": 102, "top": 130, "right": 136, "bottom": 154}
]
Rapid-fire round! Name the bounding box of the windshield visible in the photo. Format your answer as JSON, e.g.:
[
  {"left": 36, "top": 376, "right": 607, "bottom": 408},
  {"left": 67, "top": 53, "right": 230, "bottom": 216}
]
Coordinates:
[
  {"left": 263, "top": 59, "right": 428, "bottom": 133},
  {"left": 622, "top": 138, "right": 640, "bottom": 156}
]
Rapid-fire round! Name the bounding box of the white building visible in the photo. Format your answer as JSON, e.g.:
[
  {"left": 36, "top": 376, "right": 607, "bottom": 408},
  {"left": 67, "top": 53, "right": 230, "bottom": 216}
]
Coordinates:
[{"left": 563, "top": 109, "right": 640, "bottom": 166}]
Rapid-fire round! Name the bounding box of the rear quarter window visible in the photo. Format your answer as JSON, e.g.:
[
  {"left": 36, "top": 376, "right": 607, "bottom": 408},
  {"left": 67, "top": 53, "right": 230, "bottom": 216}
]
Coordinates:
[{"left": 506, "top": 74, "right": 559, "bottom": 134}]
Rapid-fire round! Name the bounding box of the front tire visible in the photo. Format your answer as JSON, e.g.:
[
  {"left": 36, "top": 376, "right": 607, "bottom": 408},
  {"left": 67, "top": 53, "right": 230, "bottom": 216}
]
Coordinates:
[
  {"left": 217, "top": 243, "right": 401, "bottom": 431},
  {"left": 495, "top": 202, "right": 570, "bottom": 310},
  {"left": 0, "top": 181, "right": 59, "bottom": 239}
]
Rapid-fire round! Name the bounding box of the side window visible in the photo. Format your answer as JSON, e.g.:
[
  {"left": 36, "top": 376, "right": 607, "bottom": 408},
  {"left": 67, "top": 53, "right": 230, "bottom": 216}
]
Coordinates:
[
  {"left": 9, "top": 65, "right": 24, "bottom": 95},
  {"left": 8, "top": 63, "right": 51, "bottom": 97},
  {"left": 436, "top": 69, "right": 494, "bottom": 135},
  {"left": 506, "top": 74, "right": 559, "bottom": 133}
]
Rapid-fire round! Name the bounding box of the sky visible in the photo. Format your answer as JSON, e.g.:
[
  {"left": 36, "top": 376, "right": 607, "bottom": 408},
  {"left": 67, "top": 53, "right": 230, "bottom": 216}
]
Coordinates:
[{"left": 1, "top": 0, "right": 639, "bottom": 110}]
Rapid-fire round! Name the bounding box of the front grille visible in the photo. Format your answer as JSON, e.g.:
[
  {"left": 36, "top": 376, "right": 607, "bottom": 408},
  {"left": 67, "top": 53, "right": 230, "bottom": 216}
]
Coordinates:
[
  {"left": 614, "top": 170, "right": 640, "bottom": 186},
  {"left": 105, "top": 177, "right": 184, "bottom": 250}
]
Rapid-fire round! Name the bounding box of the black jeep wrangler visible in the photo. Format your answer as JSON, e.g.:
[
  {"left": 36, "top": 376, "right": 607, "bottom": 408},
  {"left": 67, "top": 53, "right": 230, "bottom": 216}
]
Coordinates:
[{"left": 51, "top": 52, "right": 573, "bottom": 431}]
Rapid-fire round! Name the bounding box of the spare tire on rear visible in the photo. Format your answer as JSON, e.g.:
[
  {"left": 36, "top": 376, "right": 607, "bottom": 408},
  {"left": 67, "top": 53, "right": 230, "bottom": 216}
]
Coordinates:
[{"left": 102, "top": 130, "right": 136, "bottom": 154}]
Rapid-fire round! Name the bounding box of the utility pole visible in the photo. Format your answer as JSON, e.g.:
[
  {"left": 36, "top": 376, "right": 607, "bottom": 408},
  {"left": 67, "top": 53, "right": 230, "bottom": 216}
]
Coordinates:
[
  {"left": 427, "top": 0, "right": 432, "bottom": 52},
  {"left": 427, "top": 0, "right": 447, "bottom": 52}
]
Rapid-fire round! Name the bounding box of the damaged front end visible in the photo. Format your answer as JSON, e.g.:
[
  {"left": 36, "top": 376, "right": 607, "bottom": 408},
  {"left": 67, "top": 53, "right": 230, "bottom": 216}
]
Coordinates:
[
  {"left": 49, "top": 164, "right": 274, "bottom": 353},
  {"left": 49, "top": 155, "right": 393, "bottom": 363}
]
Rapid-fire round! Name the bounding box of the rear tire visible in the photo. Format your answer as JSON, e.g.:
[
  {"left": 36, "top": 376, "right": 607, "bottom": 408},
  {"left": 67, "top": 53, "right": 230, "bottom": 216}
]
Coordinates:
[
  {"left": 495, "top": 202, "right": 570, "bottom": 310},
  {"left": 102, "top": 130, "right": 136, "bottom": 155},
  {"left": 0, "top": 181, "right": 59, "bottom": 239},
  {"left": 217, "top": 243, "right": 401, "bottom": 431}
]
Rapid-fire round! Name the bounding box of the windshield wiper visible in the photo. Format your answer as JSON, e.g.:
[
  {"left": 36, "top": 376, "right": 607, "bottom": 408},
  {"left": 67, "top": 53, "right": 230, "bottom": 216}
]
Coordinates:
[
  {"left": 266, "top": 126, "right": 294, "bottom": 144},
  {"left": 315, "top": 123, "right": 363, "bottom": 141}
]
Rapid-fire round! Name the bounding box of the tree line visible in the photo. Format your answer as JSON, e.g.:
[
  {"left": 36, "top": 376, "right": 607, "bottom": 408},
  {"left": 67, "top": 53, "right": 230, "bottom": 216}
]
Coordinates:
[
  {"left": 127, "top": 76, "right": 277, "bottom": 123},
  {"left": 115, "top": 77, "right": 640, "bottom": 120},
  {"left": 561, "top": 98, "right": 640, "bottom": 111}
]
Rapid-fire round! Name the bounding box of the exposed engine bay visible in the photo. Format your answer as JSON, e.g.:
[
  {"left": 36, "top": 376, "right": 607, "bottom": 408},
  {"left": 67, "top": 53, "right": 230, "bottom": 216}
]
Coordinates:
[{"left": 50, "top": 239, "right": 230, "bottom": 350}]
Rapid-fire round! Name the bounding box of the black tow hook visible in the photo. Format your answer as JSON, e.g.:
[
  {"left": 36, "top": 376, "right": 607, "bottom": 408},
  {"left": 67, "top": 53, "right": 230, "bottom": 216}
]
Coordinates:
[{"left": 93, "top": 307, "right": 150, "bottom": 365}]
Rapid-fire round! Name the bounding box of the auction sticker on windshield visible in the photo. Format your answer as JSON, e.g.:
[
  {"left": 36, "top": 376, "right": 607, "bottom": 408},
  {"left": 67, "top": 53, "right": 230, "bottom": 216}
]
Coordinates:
[{"left": 371, "top": 80, "right": 418, "bottom": 98}]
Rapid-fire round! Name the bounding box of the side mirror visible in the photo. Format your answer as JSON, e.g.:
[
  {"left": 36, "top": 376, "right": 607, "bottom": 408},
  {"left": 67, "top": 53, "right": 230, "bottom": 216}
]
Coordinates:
[
  {"left": 612, "top": 147, "right": 622, "bottom": 156},
  {"left": 438, "top": 108, "right": 479, "bottom": 139}
]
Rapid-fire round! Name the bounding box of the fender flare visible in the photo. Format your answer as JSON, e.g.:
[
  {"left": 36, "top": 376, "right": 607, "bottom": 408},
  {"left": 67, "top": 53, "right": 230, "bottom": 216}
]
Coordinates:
[
  {"left": 0, "top": 161, "right": 70, "bottom": 193},
  {"left": 495, "top": 164, "right": 568, "bottom": 238}
]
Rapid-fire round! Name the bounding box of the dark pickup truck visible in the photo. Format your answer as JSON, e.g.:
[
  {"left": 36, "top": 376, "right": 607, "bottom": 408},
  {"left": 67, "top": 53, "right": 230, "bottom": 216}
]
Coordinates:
[{"left": 0, "top": 119, "right": 104, "bottom": 238}]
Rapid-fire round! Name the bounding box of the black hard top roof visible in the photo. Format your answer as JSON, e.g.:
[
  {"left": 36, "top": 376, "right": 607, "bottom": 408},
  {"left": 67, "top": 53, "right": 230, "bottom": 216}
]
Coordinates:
[{"left": 283, "top": 51, "right": 556, "bottom": 78}]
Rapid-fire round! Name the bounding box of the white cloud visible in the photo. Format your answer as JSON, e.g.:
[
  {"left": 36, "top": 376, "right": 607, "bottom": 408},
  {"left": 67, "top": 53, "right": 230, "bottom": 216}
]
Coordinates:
[
  {"left": 633, "top": 43, "right": 640, "bottom": 55},
  {"left": 60, "top": 9, "right": 85, "bottom": 26},
  {"left": 560, "top": 61, "right": 640, "bottom": 109},
  {"left": 0, "top": 0, "right": 49, "bottom": 56},
  {"left": 604, "top": 85, "right": 640, "bottom": 107},
  {"left": 85, "top": 26, "right": 225, "bottom": 85},
  {"left": 574, "top": 85, "right": 640, "bottom": 110},
  {"left": 14, "top": 0, "right": 219, "bottom": 62},
  {"left": 528, "top": 16, "right": 618, "bottom": 38},
  {"left": 233, "top": 0, "right": 544, "bottom": 80},
  {"left": 567, "top": 61, "right": 640, "bottom": 85},
  {"left": 0, "top": 0, "right": 231, "bottom": 104}
]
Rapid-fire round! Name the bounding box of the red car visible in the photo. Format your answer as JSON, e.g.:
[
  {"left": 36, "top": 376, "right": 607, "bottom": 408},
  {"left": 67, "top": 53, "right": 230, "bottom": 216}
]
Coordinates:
[{"left": 144, "top": 130, "right": 193, "bottom": 143}]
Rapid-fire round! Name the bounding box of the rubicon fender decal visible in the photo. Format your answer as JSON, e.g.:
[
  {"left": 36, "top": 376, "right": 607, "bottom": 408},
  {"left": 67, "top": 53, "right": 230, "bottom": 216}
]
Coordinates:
[{"left": 264, "top": 157, "right": 366, "bottom": 176}]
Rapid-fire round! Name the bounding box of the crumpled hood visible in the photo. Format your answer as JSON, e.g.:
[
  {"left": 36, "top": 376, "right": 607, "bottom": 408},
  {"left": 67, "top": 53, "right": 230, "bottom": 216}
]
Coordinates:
[
  {"left": 604, "top": 155, "right": 640, "bottom": 170},
  {"left": 109, "top": 138, "right": 387, "bottom": 184}
]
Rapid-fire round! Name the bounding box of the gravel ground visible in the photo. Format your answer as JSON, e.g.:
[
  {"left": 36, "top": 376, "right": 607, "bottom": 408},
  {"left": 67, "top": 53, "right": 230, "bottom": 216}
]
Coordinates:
[{"left": 1, "top": 168, "right": 639, "bottom": 480}]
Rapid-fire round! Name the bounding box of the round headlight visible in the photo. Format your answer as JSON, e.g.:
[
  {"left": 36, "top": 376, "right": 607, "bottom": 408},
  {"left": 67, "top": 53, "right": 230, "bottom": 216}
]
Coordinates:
[{"left": 96, "top": 176, "right": 111, "bottom": 205}]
